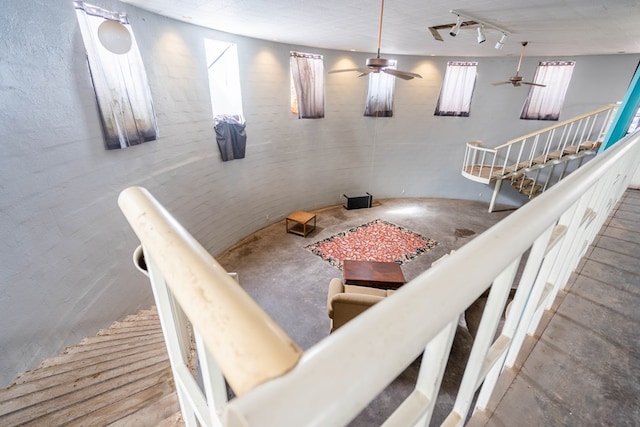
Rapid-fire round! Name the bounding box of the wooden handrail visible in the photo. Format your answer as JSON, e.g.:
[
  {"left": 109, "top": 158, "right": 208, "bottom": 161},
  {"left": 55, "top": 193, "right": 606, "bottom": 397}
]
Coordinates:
[
  {"left": 494, "top": 104, "right": 617, "bottom": 150},
  {"left": 118, "top": 186, "right": 302, "bottom": 396}
]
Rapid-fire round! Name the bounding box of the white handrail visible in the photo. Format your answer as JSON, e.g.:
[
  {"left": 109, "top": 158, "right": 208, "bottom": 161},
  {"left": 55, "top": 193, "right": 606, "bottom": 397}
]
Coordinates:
[
  {"left": 119, "top": 130, "right": 640, "bottom": 426},
  {"left": 118, "top": 187, "right": 302, "bottom": 397},
  {"left": 496, "top": 104, "right": 618, "bottom": 149},
  {"left": 225, "top": 128, "right": 640, "bottom": 426},
  {"left": 462, "top": 104, "right": 619, "bottom": 212}
]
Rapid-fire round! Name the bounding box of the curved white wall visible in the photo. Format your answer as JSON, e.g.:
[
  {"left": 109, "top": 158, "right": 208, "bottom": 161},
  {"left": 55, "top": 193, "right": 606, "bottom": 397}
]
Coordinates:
[{"left": 0, "top": 0, "right": 638, "bottom": 385}]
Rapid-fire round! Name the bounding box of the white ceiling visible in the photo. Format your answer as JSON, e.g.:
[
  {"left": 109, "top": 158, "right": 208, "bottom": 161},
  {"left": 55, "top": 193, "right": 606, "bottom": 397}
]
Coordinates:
[{"left": 122, "top": 0, "right": 640, "bottom": 58}]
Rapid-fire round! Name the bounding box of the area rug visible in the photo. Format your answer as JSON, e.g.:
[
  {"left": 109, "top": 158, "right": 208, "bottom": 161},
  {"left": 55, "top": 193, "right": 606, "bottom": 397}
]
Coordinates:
[{"left": 306, "top": 219, "right": 438, "bottom": 270}]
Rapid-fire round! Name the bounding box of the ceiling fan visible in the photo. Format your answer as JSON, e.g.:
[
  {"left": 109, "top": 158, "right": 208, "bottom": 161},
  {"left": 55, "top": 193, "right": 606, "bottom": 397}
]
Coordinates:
[
  {"left": 328, "top": 0, "right": 421, "bottom": 80},
  {"left": 492, "top": 42, "right": 546, "bottom": 87}
]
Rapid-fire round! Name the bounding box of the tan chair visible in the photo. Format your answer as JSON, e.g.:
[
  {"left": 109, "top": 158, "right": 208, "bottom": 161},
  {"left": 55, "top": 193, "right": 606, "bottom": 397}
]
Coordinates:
[{"left": 326, "top": 278, "right": 395, "bottom": 332}]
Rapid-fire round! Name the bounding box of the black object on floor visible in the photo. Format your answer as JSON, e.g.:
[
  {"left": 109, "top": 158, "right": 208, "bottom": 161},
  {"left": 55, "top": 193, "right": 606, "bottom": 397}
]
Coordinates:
[{"left": 343, "top": 192, "right": 373, "bottom": 210}]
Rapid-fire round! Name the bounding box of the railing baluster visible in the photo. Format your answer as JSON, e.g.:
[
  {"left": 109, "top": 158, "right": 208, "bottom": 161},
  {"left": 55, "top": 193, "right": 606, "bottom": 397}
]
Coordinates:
[
  {"left": 118, "top": 107, "right": 637, "bottom": 426},
  {"left": 461, "top": 104, "right": 618, "bottom": 207}
]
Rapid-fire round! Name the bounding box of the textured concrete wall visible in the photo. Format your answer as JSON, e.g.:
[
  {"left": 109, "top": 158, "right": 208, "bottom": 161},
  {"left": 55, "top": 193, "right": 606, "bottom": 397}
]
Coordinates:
[{"left": 0, "top": 0, "right": 638, "bottom": 385}]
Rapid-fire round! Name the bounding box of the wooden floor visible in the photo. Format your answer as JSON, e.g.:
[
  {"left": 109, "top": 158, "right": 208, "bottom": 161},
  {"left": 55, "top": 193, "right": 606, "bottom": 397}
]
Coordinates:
[
  {"left": 0, "top": 308, "right": 181, "bottom": 426},
  {"left": 471, "top": 189, "right": 640, "bottom": 426}
]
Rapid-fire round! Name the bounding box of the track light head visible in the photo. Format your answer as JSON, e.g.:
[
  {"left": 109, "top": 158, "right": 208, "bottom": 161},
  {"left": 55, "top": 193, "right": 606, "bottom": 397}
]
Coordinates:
[
  {"left": 449, "top": 16, "right": 462, "bottom": 37},
  {"left": 477, "top": 25, "right": 486, "bottom": 43},
  {"left": 495, "top": 33, "right": 507, "bottom": 50}
]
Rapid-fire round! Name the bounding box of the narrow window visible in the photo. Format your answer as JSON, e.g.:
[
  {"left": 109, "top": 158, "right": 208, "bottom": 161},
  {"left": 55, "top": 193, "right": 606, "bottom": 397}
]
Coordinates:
[
  {"left": 204, "top": 39, "right": 244, "bottom": 123},
  {"left": 205, "top": 40, "right": 246, "bottom": 161},
  {"left": 520, "top": 61, "right": 575, "bottom": 121},
  {"left": 290, "top": 52, "right": 325, "bottom": 119},
  {"left": 74, "top": 1, "right": 158, "bottom": 149},
  {"left": 364, "top": 61, "right": 396, "bottom": 117},
  {"left": 435, "top": 61, "right": 478, "bottom": 117}
]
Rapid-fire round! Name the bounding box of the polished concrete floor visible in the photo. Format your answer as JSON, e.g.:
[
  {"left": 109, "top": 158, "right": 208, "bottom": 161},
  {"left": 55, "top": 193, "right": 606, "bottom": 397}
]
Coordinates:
[{"left": 217, "top": 197, "right": 514, "bottom": 425}]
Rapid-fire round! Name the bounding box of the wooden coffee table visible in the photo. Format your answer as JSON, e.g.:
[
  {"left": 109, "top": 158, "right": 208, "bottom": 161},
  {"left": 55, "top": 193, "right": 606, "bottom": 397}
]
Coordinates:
[{"left": 342, "top": 259, "right": 407, "bottom": 289}]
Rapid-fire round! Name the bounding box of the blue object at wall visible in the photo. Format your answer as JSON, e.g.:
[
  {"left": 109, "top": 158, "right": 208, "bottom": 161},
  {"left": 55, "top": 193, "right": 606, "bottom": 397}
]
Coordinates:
[{"left": 599, "top": 62, "right": 640, "bottom": 152}]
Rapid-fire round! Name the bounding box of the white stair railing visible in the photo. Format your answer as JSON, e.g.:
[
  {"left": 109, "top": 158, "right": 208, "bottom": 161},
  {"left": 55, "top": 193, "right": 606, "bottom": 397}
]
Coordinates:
[
  {"left": 462, "top": 104, "right": 619, "bottom": 212},
  {"left": 119, "top": 129, "right": 640, "bottom": 426}
]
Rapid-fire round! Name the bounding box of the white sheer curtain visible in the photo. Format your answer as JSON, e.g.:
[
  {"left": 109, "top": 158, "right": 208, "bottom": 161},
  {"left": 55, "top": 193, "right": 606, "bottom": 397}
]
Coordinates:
[
  {"left": 435, "top": 61, "right": 478, "bottom": 117},
  {"left": 364, "top": 61, "right": 396, "bottom": 117},
  {"left": 290, "top": 52, "right": 325, "bottom": 119},
  {"left": 74, "top": 1, "right": 158, "bottom": 149},
  {"left": 521, "top": 61, "right": 575, "bottom": 121}
]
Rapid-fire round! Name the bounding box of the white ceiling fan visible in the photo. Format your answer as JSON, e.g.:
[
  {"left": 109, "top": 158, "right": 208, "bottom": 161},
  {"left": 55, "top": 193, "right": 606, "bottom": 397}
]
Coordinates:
[
  {"left": 492, "top": 42, "right": 546, "bottom": 87},
  {"left": 328, "top": 0, "right": 422, "bottom": 81}
]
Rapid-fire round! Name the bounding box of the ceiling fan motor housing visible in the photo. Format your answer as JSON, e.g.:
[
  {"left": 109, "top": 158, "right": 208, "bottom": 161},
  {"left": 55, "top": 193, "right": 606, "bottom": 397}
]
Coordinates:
[{"left": 366, "top": 57, "right": 391, "bottom": 68}]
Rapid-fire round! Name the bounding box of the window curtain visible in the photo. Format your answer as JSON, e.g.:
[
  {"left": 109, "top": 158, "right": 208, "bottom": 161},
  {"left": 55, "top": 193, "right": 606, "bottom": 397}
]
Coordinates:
[
  {"left": 521, "top": 61, "right": 575, "bottom": 121},
  {"left": 434, "top": 61, "right": 478, "bottom": 117},
  {"left": 364, "top": 61, "right": 396, "bottom": 117},
  {"left": 74, "top": 1, "right": 158, "bottom": 149},
  {"left": 290, "top": 52, "right": 325, "bottom": 119}
]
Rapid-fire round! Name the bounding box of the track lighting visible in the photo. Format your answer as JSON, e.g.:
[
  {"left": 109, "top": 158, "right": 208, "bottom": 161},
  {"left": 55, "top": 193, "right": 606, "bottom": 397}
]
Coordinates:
[
  {"left": 449, "top": 16, "right": 462, "bottom": 37},
  {"left": 448, "top": 10, "right": 510, "bottom": 49},
  {"left": 477, "top": 25, "right": 486, "bottom": 43},
  {"left": 495, "top": 33, "right": 507, "bottom": 50}
]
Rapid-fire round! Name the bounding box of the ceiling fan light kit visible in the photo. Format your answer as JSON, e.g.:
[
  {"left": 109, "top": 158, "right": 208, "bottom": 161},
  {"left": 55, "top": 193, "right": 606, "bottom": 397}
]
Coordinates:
[
  {"left": 492, "top": 42, "right": 547, "bottom": 88},
  {"left": 328, "top": 0, "right": 422, "bottom": 80}
]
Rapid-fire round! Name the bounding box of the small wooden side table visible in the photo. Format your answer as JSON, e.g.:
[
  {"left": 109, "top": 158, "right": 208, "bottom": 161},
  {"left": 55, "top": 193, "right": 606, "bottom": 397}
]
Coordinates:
[{"left": 286, "top": 210, "right": 316, "bottom": 237}]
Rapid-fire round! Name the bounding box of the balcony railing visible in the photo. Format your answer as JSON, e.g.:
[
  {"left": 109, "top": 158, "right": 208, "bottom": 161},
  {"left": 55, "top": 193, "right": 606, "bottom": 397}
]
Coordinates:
[
  {"left": 119, "top": 129, "right": 640, "bottom": 426},
  {"left": 462, "top": 104, "right": 619, "bottom": 212}
]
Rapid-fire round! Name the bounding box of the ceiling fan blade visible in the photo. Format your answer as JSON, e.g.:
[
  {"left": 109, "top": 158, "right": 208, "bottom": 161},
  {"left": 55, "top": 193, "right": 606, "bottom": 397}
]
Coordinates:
[
  {"left": 491, "top": 81, "right": 512, "bottom": 86},
  {"left": 328, "top": 68, "right": 371, "bottom": 74},
  {"left": 522, "top": 81, "right": 547, "bottom": 87},
  {"left": 383, "top": 68, "right": 422, "bottom": 80},
  {"left": 428, "top": 27, "right": 443, "bottom": 42}
]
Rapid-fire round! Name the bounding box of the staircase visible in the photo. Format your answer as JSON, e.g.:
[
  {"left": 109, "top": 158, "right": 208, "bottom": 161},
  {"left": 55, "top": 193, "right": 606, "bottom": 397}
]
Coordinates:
[
  {"left": 0, "top": 307, "right": 183, "bottom": 426},
  {"left": 462, "top": 104, "right": 618, "bottom": 211}
]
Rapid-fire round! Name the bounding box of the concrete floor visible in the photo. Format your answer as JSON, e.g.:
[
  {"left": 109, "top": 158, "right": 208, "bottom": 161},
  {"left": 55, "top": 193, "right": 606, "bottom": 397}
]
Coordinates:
[{"left": 217, "top": 197, "right": 514, "bottom": 425}]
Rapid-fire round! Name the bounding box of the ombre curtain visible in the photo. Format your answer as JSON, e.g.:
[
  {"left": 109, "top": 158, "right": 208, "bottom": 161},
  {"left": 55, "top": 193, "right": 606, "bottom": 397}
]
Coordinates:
[
  {"left": 521, "top": 61, "right": 575, "bottom": 121},
  {"left": 75, "top": 1, "right": 158, "bottom": 149},
  {"left": 290, "top": 52, "right": 325, "bottom": 119},
  {"left": 364, "top": 61, "right": 396, "bottom": 117},
  {"left": 434, "top": 61, "right": 478, "bottom": 117}
]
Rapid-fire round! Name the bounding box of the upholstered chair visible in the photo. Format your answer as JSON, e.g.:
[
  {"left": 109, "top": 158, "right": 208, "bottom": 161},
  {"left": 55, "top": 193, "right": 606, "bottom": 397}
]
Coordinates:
[{"left": 326, "top": 278, "right": 395, "bottom": 332}]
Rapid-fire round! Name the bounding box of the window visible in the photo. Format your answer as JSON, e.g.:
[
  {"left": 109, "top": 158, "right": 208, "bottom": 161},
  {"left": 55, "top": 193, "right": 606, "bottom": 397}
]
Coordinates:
[
  {"left": 521, "top": 61, "right": 575, "bottom": 121},
  {"left": 74, "top": 1, "right": 158, "bottom": 149},
  {"left": 434, "top": 61, "right": 478, "bottom": 117},
  {"left": 290, "top": 52, "right": 325, "bottom": 119},
  {"left": 204, "top": 39, "right": 244, "bottom": 123},
  {"left": 628, "top": 106, "right": 640, "bottom": 135},
  {"left": 364, "top": 61, "right": 396, "bottom": 117}
]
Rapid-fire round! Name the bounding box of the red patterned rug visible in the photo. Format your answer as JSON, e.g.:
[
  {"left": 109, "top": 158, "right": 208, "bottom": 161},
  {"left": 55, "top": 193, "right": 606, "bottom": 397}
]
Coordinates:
[{"left": 306, "top": 219, "right": 438, "bottom": 270}]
